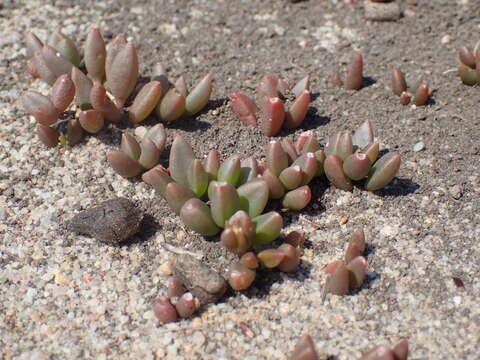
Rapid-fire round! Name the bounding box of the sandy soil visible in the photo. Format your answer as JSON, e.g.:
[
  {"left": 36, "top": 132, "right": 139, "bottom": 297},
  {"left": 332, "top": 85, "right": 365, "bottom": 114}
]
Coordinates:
[{"left": 0, "top": 0, "right": 479, "bottom": 359}]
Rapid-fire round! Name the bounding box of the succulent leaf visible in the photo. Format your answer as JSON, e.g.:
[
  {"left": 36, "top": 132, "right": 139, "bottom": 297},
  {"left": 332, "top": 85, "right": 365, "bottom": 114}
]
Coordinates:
[
  {"left": 412, "top": 83, "right": 429, "bottom": 106},
  {"left": 84, "top": 27, "right": 106, "bottom": 83},
  {"left": 282, "top": 185, "right": 312, "bottom": 211},
  {"left": 344, "top": 52, "right": 363, "bottom": 90},
  {"left": 284, "top": 90, "right": 311, "bottom": 129},
  {"left": 153, "top": 298, "right": 178, "bottom": 324},
  {"left": 240, "top": 252, "right": 259, "bottom": 270},
  {"left": 204, "top": 149, "right": 220, "bottom": 181},
  {"left": 105, "top": 34, "right": 127, "bottom": 76},
  {"left": 107, "top": 42, "right": 139, "bottom": 108},
  {"left": 266, "top": 141, "right": 289, "bottom": 176},
  {"left": 281, "top": 138, "right": 299, "bottom": 163},
  {"left": 209, "top": 181, "right": 241, "bottom": 227},
  {"left": 121, "top": 133, "right": 141, "bottom": 160},
  {"left": 157, "top": 87, "right": 186, "bottom": 122},
  {"left": 51, "top": 74, "right": 75, "bottom": 112},
  {"left": 238, "top": 156, "right": 258, "bottom": 186},
  {"left": 138, "top": 138, "right": 161, "bottom": 169},
  {"left": 79, "top": 109, "right": 104, "bottom": 134},
  {"left": 345, "top": 242, "right": 362, "bottom": 264},
  {"left": 152, "top": 62, "right": 171, "bottom": 97},
  {"left": 365, "top": 152, "right": 401, "bottom": 191},
  {"left": 41, "top": 45, "right": 73, "bottom": 78},
  {"left": 326, "top": 262, "right": 350, "bottom": 295},
  {"left": 292, "top": 152, "right": 318, "bottom": 185},
  {"left": 351, "top": 228, "right": 366, "bottom": 253},
  {"left": 33, "top": 50, "right": 56, "bottom": 85},
  {"left": 458, "top": 63, "right": 478, "bottom": 86},
  {"left": 142, "top": 165, "right": 172, "bottom": 197},
  {"left": 262, "top": 169, "right": 286, "bottom": 200},
  {"left": 391, "top": 68, "right": 407, "bottom": 96},
  {"left": 21, "top": 90, "right": 59, "bottom": 126},
  {"left": 347, "top": 256, "right": 367, "bottom": 290},
  {"left": 174, "top": 75, "right": 188, "bottom": 97},
  {"left": 343, "top": 152, "right": 371, "bottom": 181},
  {"left": 298, "top": 133, "right": 321, "bottom": 154},
  {"left": 228, "top": 262, "right": 256, "bottom": 291},
  {"left": 230, "top": 92, "right": 258, "bottom": 126},
  {"left": 292, "top": 75, "right": 311, "bottom": 98},
  {"left": 237, "top": 179, "right": 269, "bottom": 218},
  {"left": 144, "top": 123, "right": 167, "bottom": 152},
  {"left": 257, "top": 249, "right": 285, "bottom": 268},
  {"left": 252, "top": 211, "right": 283, "bottom": 245},
  {"left": 257, "top": 75, "right": 279, "bottom": 100},
  {"left": 362, "top": 142, "right": 380, "bottom": 164},
  {"left": 324, "top": 155, "right": 353, "bottom": 191},
  {"left": 325, "top": 131, "right": 353, "bottom": 161},
  {"left": 179, "top": 198, "right": 220, "bottom": 236},
  {"left": 107, "top": 150, "right": 143, "bottom": 178},
  {"left": 165, "top": 182, "right": 196, "bottom": 215},
  {"left": 169, "top": 135, "right": 195, "bottom": 187},
  {"left": 352, "top": 120, "right": 374, "bottom": 149},
  {"left": 221, "top": 210, "right": 255, "bottom": 255},
  {"left": 187, "top": 159, "right": 209, "bottom": 197},
  {"left": 260, "top": 97, "right": 285, "bottom": 137},
  {"left": 25, "top": 32, "right": 44, "bottom": 58},
  {"left": 48, "top": 30, "right": 81, "bottom": 67},
  {"left": 277, "top": 243, "right": 301, "bottom": 272},
  {"left": 459, "top": 46, "right": 476, "bottom": 68},
  {"left": 90, "top": 83, "right": 123, "bottom": 123},
  {"left": 128, "top": 81, "right": 162, "bottom": 123},
  {"left": 289, "top": 334, "right": 319, "bottom": 360},
  {"left": 36, "top": 124, "right": 59, "bottom": 148},
  {"left": 314, "top": 150, "right": 326, "bottom": 176},
  {"left": 392, "top": 340, "right": 409, "bottom": 360},
  {"left": 71, "top": 67, "right": 93, "bottom": 109},
  {"left": 175, "top": 293, "right": 197, "bottom": 318},
  {"left": 279, "top": 165, "right": 303, "bottom": 190},
  {"left": 185, "top": 73, "right": 213, "bottom": 116},
  {"left": 217, "top": 155, "right": 241, "bottom": 186}
]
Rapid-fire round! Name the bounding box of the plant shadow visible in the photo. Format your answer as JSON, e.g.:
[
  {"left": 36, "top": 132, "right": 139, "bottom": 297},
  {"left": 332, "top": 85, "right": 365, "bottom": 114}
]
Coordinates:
[
  {"left": 119, "top": 213, "right": 161, "bottom": 247},
  {"left": 373, "top": 178, "right": 420, "bottom": 197}
]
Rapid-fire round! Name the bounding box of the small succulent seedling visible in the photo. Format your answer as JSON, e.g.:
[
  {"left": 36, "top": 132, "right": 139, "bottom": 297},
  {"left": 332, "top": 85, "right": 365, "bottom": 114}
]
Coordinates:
[
  {"left": 324, "top": 228, "right": 367, "bottom": 296},
  {"left": 335, "top": 52, "right": 364, "bottom": 90},
  {"left": 360, "top": 339, "right": 409, "bottom": 360},
  {"left": 323, "top": 120, "right": 401, "bottom": 191},
  {"left": 391, "top": 68, "right": 431, "bottom": 106},
  {"left": 230, "top": 75, "right": 311, "bottom": 136},
  {"left": 108, "top": 124, "right": 166, "bottom": 178},
  {"left": 153, "top": 277, "right": 200, "bottom": 324},
  {"left": 23, "top": 27, "right": 213, "bottom": 148},
  {"left": 457, "top": 44, "right": 480, "bottom": 86}
]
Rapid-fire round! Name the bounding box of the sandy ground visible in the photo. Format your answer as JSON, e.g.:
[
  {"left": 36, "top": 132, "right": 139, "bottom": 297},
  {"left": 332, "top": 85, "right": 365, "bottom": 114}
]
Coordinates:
[{"left": 0, "top": 0, "right": 479, "bottom": 359}]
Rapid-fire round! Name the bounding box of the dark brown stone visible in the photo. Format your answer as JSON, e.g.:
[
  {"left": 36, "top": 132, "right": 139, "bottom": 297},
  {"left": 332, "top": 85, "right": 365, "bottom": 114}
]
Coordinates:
[{"left": 67, "top": 197, "right": 142, "bottom": 244}]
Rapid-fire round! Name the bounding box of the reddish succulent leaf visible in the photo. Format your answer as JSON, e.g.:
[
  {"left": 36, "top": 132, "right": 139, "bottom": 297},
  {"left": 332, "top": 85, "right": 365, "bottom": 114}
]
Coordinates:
[
  {"left": 343, "top": 152, "right": 371, "bottom": 181},
  {"left": 347, "top": 256, "right": 367, "bottom": 289},
  {"left": 48, "top": 30, "right": 81, "bottom": 67},
  {"left": 174, "top": 75, "right": 188, "bottom": 97},
  {"left": 209, "top": 181, "right": 240, "bottom": 228},
  {"left": 314, "top": 150, "right": 326, "bottom": 177},
  {"left": 107, "top": 42, "right": 139, "bottom": 108},
  {"left": 180, "top": 198, "right": 220, "bottom": 236},
  {"left": 36, "top": 124, "right": 59, "bottom": 148},
  {"left": 351, "top": 228, "right": 366, "bottom": 253},
  {"left": 129, "top": 81, "right": 162, "bottom": 123},
  {"left": 325, "top": 260, "right": 342, "bottom": 275},
  {"left": 41, "top": 45, "right": 73, "bottom": 78},
  {"left": 79, "top": 109, "right": 104, "bottom": 134},
  {"left": 282, "top": 185, "right": 312, "bottom": 211},
  {"left": 152, "top": 62, "right": 171, "bottom": 97},
  {"left": 459, "top": 46, "right": 476, "bottom": 68},
  {"left": 21, "top": 90, "right": 59, "bottom": 126},
  {"left": 66, "top": 119, "right": 83, "bottom": 146},
  {"left": 141, "top": 165, "right": 172, "bottom": 197},
  {"left": 391, "top": 68, "right": 407, "bottom": 96},
  {"left": 84, "top": 26, "right": 106, "bottom": 83},
  {"left": 121, "top": 133, "right": 141, "bottom": 160},
  {"left": 284, "top": 90, "right": 311, "bottom": 129},
  {"left": 281, "top": 138, "right": 299, "bottom": 163},
  {"left": 365, "top": 152, "right": 401, "bottom": 191},
  {"left": 33, "top": 50, "right": 56, "bottom": 85},
  {"left": 105, "top": 34, "right": 127, "bottom": 76},
  {"left": 290, "top": 334, "right": 319, "bottom": 360},
  {"left": 204, "top": 149, "right": 220, "bottom": 180},
  {"left": 90, "top": 83, "right": 123, "bottom": 123},
  {"left": 262, "top": 168, "right": 285, "bottom": 200},
  {"left": 400, "top": 91, "right": 411, "bottom": 105},
  {"left": 144, "top": 123, "right": 167, "bottom": 152},
  {"left": 138, "top": 138, "right": 161, "bottom": 169},
  {"left": 458, "top": 63, "right": 478, "bottom": 86},
  {"left": 392, "top": 340, "right": 409, "bottom": 360},
  {"left": 221, "top": 210, "right": 255, "bottom": 255},
  {"left": 167, "top": 277, "right": 185, "bottom": 298},
  {"left": 175, "top": 293, "right": 197, "bottom": 318},
  {"left": 51, "top": 74, "right": 75, "bottom": 112},
  {"left": 412, "top": 83, "right": 429, "bottom": 106},
  {"left": 257, "top": 75, "right": 279, "bottom": 100},
  {"left": 266, "top": 140, "right": 289, "bottom": 176},
  {"left": 345, "top": 242, "right": 362, "bottom": 264},
  {"left": 292, "top": 152, "right": 318, "bottom": 185},
  {"left": 230, "top": 92, "right": 258, "bottom": 126},
  {"left": 26, "top": 58, "right": 39, "bottom": 78},
  {"left": 344, "top": 52, "right": 363, "bottom": 90},
  {"left": 157, "top": 88, "right": 186, "bottom": 122},
  {"left": 257, "top": 249, "right": 285, "bottom": 268},
  {"left": 238, "top": 156, "right": 259, "bottom": 186},
  {"left": 237, "top": 179, "right": 269, "bottom": 218},
  {"left": 240, "top": 252, "right": 259, "bottom": 269},
  {"left": 277, "top": 243, "right": 300, "bottom": 272},
  {"left": 228, "top": 262, "right": 256, "bottom": 291},
  {"left": 71, "top": 67, "right": 93, "bottom": 109},
  {"left": 153, "top": 298, "right": 178, "bottom": 324},
  {"left": 185, "top": 73, "right": 213, "bottom": 116},
  {"left": 252, "top": 211, "right": 283, "bottom": 245},
  {"left": 217, "top": 155, "right": 241, "bottom": 186},
  {"left": 279, "top": 165, "right": 303, "bottom": 190},
  {"left": 260, "top": 97, "right": 285, "bottom": 137},
  {"left": 327, "top": 262, "right": 350, "bottom": 295},
  {"left": 187, "top": 159, "right": 208, "bottom": 197},
  {"left": 285, "top": 230, "right": 305, "bottom": 248},
  {"left": 362, "top": 142, "right": 379, "bottom": 164},
  {"left": 107, "top": 149, "right": 143, "bottom": 178},
  {"left": 352, "top": 120, "right": 374, "bottom": 149},
  {"left": 292, "top": 75, "right": 311, "bottom": 98},
  {"left": 25, "top": 32, "right": 43, "bottom": 58},
  {"left": 324, "top": 154, "right": 353, "bottom": 191},
  {"left": 165, "top": 182, "right": 196, "bottom": 215},
  {"left": 169, "top": 135, "right": 195, "bottom": 187}
]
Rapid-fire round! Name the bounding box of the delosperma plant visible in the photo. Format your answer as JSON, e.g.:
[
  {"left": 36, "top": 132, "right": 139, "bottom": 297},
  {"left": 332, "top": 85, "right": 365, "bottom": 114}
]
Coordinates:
[
  {"left": 22, "top": 27, "right": 212, "bottom": 148},
  {"left": 324, "top": 228, "right": 367, "bottom": 296},
  {"left": 289, "top": 335, "right": 409, "bottom": 360},
  {"left": 335, "top": 52, "right": 364, "bottom": 90},
  {"left": 230, "top": 75, "right": 311, "bottom": 136},
  {"left": 391, "top": 68, "right": 430, "bottom": 106},
  {"left": 457, "top": 44, "right": 480, "bottom": 86}
]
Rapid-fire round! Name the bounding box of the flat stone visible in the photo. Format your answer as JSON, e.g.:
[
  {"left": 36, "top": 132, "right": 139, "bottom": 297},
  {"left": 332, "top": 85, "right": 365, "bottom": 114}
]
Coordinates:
[
  {"left": 67, "top": 198, "right": 142, "bottom": 245},
  {"left": 169, "top": 254, "right": 227, "bottom": 306},
  {"left": 413, "top": 141, "right": 425, "bottom": 152},
  {"left": 364, "top": 1, "right": 401, "bottom": 22}
]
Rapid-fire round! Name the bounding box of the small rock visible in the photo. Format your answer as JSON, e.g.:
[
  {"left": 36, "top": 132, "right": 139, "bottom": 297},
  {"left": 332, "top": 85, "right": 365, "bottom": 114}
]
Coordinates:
[
  {"left": 449, "top": 185, "right": 463, "bottom": 199},
  {"left": 364, "top": 1, "right": 401, "bottom": 22},
  {"left": 413, "top": 141, "right": 425, "bottom": 152},
  {"left": 170, "top": 254, "right": 227, "bottom": 306},
  {"left": 67, "top": 198, "right": 142, "bottom": 245},
  {"left": 441, "top": 34, "right": 452, "bottom": 44}
]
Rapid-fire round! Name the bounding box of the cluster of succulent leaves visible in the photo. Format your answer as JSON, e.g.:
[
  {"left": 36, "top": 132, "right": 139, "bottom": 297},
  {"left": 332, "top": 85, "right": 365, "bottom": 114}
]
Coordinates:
[
  {"left": 289, "top": 334, "right": 409, "bottom": 360},
  {"left": 324, "top": 228, "right": 367, "bottom": 296},
  {"left": 22, "top": 27, "right": 212, "bottom": 147},
  {"left": 457, "top": 44, "right": 480, "bottom": 86},
  {"left": 153, "top": 277, "right": 198, "bottom": 324},
  {"left": 391, "top": 68, "right": 430, "bottom": 106},
  {"left": 230, "top": 75, "right": 311, "bottom": 136}
]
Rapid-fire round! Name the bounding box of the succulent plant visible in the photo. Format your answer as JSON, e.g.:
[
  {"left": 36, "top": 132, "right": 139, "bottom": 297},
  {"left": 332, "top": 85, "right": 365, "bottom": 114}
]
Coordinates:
[
  {"left": 23, "top": 27, "right": 213, "bottom": 148},
  {"left": 360, "top": 339, "right": 409, "bottom": 360},
  {"left": 153, "top": 277, "right": 200, "bottom": 324},
  {"left": 324, "top": 228, "right": 367, "bottom": 296},
  {"left": 335, "top": 52, "right": 364, "bottom": 90},
  {"left": 107, "top": 124, "right": 166, "bottom": 178},
  {"left": 458, "top": 44, "right": 480, "bottom": 86},
  {"left": 391, "top": 68, "right": 431, "bottom": 106},
  {"left": 230, "top": 75, "right": 311, "bottom": 136}
]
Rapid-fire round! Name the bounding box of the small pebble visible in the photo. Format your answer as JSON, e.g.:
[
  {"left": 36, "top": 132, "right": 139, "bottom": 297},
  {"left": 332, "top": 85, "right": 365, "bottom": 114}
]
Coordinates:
[
  {"left": 449, "top": 185, "right": 463, "bottom": 200},
  {"left": 364, "top": 1, "right": 401, "bottom": 22},
  {"left": 441, "top": 34, "right": 452, "bottom": 44},
  {"left": 413, "top": 141, "right": 425, "bottom": 152}
]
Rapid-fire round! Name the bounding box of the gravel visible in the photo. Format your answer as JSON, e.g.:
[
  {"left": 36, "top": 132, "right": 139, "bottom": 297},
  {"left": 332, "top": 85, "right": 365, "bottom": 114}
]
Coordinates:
[{"left": 1, "top": 0, "right": 479, "bottom": 359}]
